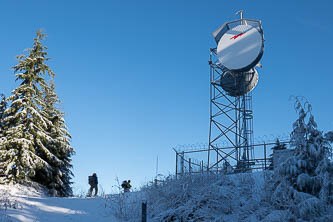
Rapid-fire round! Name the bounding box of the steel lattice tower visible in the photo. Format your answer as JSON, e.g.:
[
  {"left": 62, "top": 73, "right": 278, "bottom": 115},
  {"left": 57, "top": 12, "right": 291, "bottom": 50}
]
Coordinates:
[{"left": 207, "top": 48, "right": 255, "bottom": 172}]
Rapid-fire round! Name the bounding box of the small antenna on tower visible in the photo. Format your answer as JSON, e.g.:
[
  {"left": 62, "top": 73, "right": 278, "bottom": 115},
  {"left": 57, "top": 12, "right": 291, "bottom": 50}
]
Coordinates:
[
  {"left": 236, "top": 10, "right": 246, "bottom": 25},
  {"left": 235, "top": 10, "right": 243, "bottom": 20}
]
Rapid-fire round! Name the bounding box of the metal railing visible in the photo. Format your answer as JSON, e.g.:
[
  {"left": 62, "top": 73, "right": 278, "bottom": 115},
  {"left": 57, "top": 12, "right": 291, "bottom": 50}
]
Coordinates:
[{"left": 174, "top": 141, "right": 290, "bottom": 177}]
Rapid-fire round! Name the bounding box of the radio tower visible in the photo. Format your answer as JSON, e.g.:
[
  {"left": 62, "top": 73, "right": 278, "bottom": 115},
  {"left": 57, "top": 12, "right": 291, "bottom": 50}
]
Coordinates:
[{"left": 207, "top": 11, "right": 264, "bottom": 172}]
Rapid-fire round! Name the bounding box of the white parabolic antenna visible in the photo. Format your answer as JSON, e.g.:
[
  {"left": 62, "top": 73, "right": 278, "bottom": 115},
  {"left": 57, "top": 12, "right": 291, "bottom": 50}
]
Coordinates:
[{"left": 213, "top": 19, "right": 264, "bottom": 72}]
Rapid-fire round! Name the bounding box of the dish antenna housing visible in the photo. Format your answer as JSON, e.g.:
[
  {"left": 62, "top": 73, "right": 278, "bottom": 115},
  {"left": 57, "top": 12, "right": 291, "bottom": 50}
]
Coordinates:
[
  {"left": 220, "top": 68, "right": 259, "bottom": 97},
  {"left": 213, "top": 18, "right": 264, "bottom": 72}
]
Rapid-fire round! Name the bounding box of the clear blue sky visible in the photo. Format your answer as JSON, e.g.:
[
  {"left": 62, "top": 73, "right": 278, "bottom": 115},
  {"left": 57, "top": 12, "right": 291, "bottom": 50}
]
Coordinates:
[{"left": 0, "top": 0, "right": 332, "bottom": 193}]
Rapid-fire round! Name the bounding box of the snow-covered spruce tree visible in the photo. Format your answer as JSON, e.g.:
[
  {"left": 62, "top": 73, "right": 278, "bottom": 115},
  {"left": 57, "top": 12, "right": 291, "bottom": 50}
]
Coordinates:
[
  {"left": 0, "top": 94, "right": 6, "bottom": 134},
  {"left": 37, "top": 78, "right": 75, "bottom": 196},
  {"left": 0, "top": 94, "right": 7, "bottom": 177},
  {"left": 0, "top": 31, "right": 60, "bottom": 187},
  {"left": 272, "top": 98, "right": 333, "bottom": 220}
]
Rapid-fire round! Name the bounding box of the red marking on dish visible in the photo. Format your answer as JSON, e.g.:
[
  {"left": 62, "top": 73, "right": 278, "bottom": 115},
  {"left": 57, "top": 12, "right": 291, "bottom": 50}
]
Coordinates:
[{"left": 230, "top": 32, "right": 245, "bottom": 40}]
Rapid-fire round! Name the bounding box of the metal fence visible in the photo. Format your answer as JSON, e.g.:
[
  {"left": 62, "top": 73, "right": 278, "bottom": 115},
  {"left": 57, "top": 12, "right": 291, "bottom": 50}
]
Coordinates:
[{"left": 174, "top": 141, "right": 290, "bottom": 177}]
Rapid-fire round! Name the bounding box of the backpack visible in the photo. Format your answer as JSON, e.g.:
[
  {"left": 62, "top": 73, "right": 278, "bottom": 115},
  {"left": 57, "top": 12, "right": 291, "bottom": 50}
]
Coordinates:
[
  {"left": 121, "top": 181, "right": 127, "bottom": 188},
  {"left": 88, "top": 176, "right": 95, "bottom": 185}
]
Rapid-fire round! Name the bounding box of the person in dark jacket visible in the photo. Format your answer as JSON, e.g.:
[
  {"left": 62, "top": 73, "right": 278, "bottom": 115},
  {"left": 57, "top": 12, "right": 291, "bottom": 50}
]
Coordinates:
[
  {"left": 88, "top": 173, "right": 98, "bottom": 197},
  {"left": 121, "top": 180, "right": 132, "bottom": 192}
]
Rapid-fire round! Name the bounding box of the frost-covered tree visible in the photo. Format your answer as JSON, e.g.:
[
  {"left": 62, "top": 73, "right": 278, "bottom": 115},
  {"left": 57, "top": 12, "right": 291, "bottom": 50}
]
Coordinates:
[
  {"left": 0, "top": 31, "right": 57, "bottom": 184},
  {"left": 0, "top": 94, "right": 6, "bottom": 134},
  {"left": 36, "top": 78, "right": 75, "bottom": 196},
  {"left": 272, "top": 98, "right": 333, "bottom": 220},
  {"left": 325, "top": 131, "right": 333, "bottom": 144},
  {"left": 0, "top": 94, "right": 7, "bottom": 177}
]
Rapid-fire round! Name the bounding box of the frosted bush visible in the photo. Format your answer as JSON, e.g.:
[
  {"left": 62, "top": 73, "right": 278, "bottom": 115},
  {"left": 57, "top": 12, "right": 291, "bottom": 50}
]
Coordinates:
[
  {"left": 0, "top": 189, "right": 17, "bottom": 222},
  {"left": 140, "top": 172, "right": 267, "bottom": 222},
  {"left": 295, "top": 197, "right": 325, "bottom": 221},
  {"left": 271, "top": 98, "right": 333, "bottom": 221},
  {"left": 104, "top": 192, "right": 143, "bottom": 221},
  {"left": 104, "top": 178, "right": 144, "bottom": 222},
  {"left": 261, "top": 210, "right": 289, "bottom": 222}
]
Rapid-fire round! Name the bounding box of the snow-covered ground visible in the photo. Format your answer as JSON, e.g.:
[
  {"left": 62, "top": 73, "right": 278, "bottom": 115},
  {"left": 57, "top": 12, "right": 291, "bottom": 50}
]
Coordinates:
[
  {"left": 1, "top": 171, "right": 332, "bottom": 222},
  {"left": 0, "top": 172, "right": 269, "bottom": 222},
  {"left": 0, "top": 184, "right": 118, "bottom": 222}
]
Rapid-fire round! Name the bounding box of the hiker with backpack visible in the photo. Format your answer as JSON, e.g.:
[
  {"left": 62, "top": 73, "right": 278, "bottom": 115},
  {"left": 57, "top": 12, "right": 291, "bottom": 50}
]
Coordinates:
[
  {"left": 88, "top": 173, "right": 98, "bottom": 197},
  {"left": 121, "top": 180, "right": 132, "bottom": 192}
]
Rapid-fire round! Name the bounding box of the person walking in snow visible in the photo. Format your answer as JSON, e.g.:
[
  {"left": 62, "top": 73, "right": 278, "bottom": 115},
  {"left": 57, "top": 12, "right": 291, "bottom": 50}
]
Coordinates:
[
  {"left": 121, "top": 180, "right": 132, "bottom": 192},
  {"left": 88, "top": 173, "right": 98, "bottom": 197}
]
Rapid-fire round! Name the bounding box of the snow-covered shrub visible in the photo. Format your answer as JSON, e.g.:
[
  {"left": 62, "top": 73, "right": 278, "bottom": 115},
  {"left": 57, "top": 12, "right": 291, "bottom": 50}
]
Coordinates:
[
  {"left": 142, "top": 173, "right": 226, "bottom": 221},
  {"left": 0, "top": 187, "right": 19, "bottom": 222},
  {"left": 271, "top": 98, "right": 333, "bottom": 220},
  {"left": 261, "top": 210, "right": 289, "bottom": 222},
  {"left": 72, "top": 185, "right": 89, "bottom": 198},
  {"left": 104, "top": 178, "right": 144, "bottom": 221},
  {"left": 104, "top": 192, "right": 143, "bottom": 221},
  {"left": 295, "top": 197, "right": 326, "bottom": 220},
  {"left": 141, "top": 172, "right": 267, "bottom": 222}
]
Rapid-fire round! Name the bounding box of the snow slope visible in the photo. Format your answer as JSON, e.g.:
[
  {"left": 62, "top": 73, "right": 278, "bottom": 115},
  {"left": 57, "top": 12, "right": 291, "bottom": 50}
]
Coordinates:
[
  {"left": 0, "top": 184, "right": 118, "bottom": 222},
  {"left": 1, "top": 171, "right": 332, "bottom": 222},
  {"left": 0, "top": 172, "right": 299, "bottom": 222}
]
